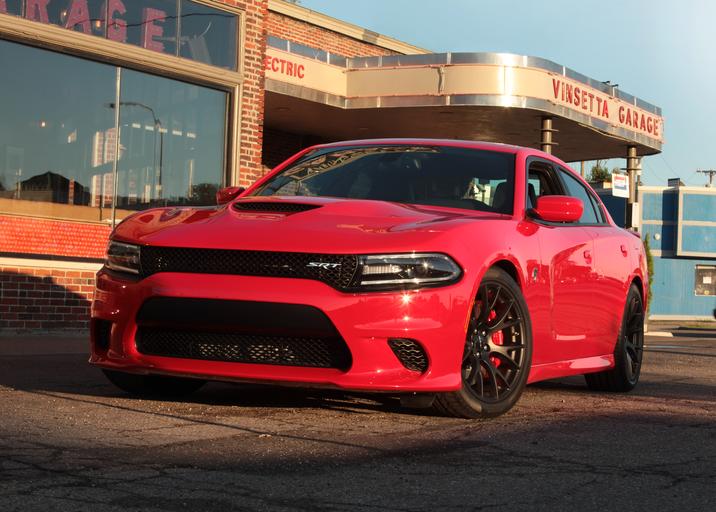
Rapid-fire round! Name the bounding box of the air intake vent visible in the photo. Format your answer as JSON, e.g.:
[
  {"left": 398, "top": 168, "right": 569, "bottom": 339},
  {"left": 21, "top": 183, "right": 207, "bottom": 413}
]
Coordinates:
[
  {"left": 134, "top": 298, "right": 352, "bottom": 370},
  {"left": 388, "top": 338, "right": 429, "bottom": 373},
  {"left": 233, "top": 201, "right": 321, "bottom": 213},
  {"left": 136, "top": 328, "right": 352, "bottom": 370}
]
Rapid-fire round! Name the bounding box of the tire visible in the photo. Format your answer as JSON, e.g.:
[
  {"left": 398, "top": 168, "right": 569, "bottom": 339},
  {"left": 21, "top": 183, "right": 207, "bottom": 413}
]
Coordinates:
[
  {"left": 102, "top": 369, "right": 206, "bottom": 398},
  {"left": 585, "top": 284, "right": 644, "bottom": 392},
  {"left": 435, "top": 267, "right": 533, "bottom": 418}
]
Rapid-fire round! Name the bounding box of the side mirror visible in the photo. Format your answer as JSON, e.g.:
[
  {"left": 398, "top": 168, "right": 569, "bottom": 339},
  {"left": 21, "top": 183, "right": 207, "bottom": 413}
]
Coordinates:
[
  {"left": 216, "top": 186, "right": 245, "bottom": 205},
  {"left": 531, "top": 195, "right": 583, "bottom": 223}
]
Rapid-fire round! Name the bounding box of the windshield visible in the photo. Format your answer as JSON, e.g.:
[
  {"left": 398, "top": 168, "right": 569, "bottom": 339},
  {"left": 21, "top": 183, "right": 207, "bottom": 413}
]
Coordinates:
[{"left": 252, "top": 145, "right": 516, "bottom": 214}]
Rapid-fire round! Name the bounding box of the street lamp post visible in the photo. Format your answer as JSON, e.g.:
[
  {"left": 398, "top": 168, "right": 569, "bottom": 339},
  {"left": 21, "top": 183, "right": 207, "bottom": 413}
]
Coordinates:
[{"left": 108, "top": 101, "right": 164, "bottom": 204}]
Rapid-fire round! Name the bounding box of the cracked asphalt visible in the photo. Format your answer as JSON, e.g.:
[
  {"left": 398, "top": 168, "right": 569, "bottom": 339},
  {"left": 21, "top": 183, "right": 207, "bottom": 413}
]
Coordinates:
[{"left": 0, "top": 325, "right": 714, "bottom": 511}]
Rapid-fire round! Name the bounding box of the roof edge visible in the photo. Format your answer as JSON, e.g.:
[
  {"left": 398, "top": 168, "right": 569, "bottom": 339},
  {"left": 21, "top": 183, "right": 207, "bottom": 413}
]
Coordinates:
[{"left": 267, "top": 0, "right": 430, "bottom": 55}]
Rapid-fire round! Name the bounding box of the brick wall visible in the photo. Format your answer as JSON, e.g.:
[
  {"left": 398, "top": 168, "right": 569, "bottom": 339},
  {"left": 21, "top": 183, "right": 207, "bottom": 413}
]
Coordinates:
[
  {"left": 266, "top": 11, "right": 400, "bottom": 58},
  {"left": 231, "top": 0, "right": 269, "bottom": 188},
  {"left": 0, "top": 215, "right": 110, "bottom": 260},
  {"left": 0, "top": 263, "right": 99, "bottom": 332}
]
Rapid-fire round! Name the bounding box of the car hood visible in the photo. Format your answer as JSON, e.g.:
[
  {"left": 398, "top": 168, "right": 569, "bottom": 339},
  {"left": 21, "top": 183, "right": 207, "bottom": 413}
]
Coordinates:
[{"left": 113, "top": 196, "right": 507, "bottom": 254}]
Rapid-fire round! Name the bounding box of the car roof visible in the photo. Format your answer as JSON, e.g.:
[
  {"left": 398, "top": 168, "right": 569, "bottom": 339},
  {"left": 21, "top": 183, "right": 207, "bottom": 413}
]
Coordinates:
[{"left": 312, "top": 138, "right": 532, "bottom": 155}]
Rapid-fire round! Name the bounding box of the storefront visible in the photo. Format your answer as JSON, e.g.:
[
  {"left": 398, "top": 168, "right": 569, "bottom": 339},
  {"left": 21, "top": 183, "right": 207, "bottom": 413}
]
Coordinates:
[{"left": 0, "top": 0, "right": 665, "bottom": 330}]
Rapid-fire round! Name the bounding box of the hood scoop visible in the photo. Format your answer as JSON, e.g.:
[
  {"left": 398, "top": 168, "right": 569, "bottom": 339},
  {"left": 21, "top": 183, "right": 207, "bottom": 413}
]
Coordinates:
[{"left": 232, "top": 201, "right": 322, "bottom": 214}]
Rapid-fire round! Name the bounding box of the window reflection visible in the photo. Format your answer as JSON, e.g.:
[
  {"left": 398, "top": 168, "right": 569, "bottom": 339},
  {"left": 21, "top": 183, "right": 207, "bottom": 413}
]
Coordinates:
[
  {"left": 0, "top": 39, "right": 228, "bottom": 222},
  {"left": 0, "top": 39, "right": 116, "bottom": 219},
  {"left": 123, "top": 0, "right": 177, "bottom": 56},
  {"left": 0, "top": 1, "right": 238, "bottom": 70},
  {"left": 179, "top": 0, "right": 237, "bottom": 69},
  {"left": 43, "top": 0, "right": 107, "bottom": 37},
  {"left": 0, "top": 0, "right": 22, "bottom": 16},
  {"left": 116, "top": 69, "right": 226, "bottom": 209}
]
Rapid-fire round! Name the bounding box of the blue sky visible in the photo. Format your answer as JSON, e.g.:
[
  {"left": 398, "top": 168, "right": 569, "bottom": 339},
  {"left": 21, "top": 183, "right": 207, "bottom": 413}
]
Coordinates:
[{"left": 299, "top": 0, "right": 715, "bottom": 186}]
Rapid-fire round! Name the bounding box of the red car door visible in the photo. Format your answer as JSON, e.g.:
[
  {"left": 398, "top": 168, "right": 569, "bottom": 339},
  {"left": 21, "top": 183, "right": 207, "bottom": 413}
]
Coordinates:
[
  {"left": 556, "top": 167, "right": 624, "bottom": 357},
  {"left": 527, "top": 159, "right": 600, "bottom": 362}
]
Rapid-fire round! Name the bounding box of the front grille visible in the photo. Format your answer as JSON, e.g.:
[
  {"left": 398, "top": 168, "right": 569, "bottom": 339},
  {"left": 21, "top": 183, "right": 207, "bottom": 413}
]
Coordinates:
[
  {"left": 388, "top": 338, "right": 429, "bottom": 373},
  {"left": 140, "top": 247, "right": 358, "bottom": 289},
  {"left": 233, "top": 201, "right": 321, "bottom": 213},
  {"left": 136, "top": 328, "right": 352, "bottom": 369},
  {"left": 134, "top": 298, "right": 352, "bottom": 370}
]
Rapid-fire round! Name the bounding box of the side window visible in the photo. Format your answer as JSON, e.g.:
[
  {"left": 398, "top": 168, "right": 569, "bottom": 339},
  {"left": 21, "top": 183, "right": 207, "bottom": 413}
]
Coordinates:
[
  {"left": 558, "top": 169, "right": 600, "bottom": 224},
  {"left": 587, "top": 193, "right": 607, "bottom": 223},
  {"left": 526, "top": 161, "right": 561, "bottom": 209}
]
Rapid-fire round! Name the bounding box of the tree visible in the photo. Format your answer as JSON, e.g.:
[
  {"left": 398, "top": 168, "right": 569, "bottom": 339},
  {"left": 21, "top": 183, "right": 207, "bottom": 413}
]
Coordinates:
[
  {"left": 588, "top": 160, "right": 611, "bottom": 183},
  {"left": 643, "top": 236, "right": 654, "bottom": 316}
]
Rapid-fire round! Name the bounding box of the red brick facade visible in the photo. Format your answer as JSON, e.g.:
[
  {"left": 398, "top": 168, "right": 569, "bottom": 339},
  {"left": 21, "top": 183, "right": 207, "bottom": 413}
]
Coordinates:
[
  {"left": 233, "top": 0, "right": 270, "bottom": 187},
  {"left": 0, "top": 265, "right": 97, "bottom": 331},
  {"left": 266, "top": 11, "right": 400, "bottom": 58},
  {"left": 0, "top": 215, "right": 110, "bottom": 260}
]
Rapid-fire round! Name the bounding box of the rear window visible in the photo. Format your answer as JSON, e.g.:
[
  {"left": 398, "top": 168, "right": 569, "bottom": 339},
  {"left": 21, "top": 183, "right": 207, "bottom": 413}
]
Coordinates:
[{"left": 252, "top": 145, "right": 516, "bottom": 214}]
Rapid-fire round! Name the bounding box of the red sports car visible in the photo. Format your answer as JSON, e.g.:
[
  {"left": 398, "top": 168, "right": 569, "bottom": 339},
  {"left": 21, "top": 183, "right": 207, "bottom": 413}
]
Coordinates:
[{"left": 90, "top": 139, "right": 647, "bottom": 418}]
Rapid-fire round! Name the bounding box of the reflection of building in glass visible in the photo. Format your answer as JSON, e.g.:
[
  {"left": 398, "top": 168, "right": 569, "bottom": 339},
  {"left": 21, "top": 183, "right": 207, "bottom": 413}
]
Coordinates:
[
  {"left": 20, "top": 171, "right": 89, "bottom": 205},
  {"left": 92, "top": 128, "right": 119, "bottom": 168},
  {"left": 90, "top": 173, "right": 113, "bottom": 208}
]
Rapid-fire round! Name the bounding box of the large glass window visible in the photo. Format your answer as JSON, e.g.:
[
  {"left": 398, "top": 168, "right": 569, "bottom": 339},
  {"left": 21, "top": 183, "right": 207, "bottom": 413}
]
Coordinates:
[
  {"left": 0, "top": 39, "right": 228, "bottom": 222},
  {"left": 0, "top": 39, "right": 116, "bottom": 218},
  {"left": 123, "top": 0, "right": 177, "bottom": 57},
  {"left": 43, "top": 0, "right": 107, "bottom": 37},
  {"left": 179, "top": 0, "right": 237, "bottom": 69},
  {"left": 115, "top": 69, "right": 227, "bottom": 209},
  {"left": 0, "top": 0, "right": 238, "bottom": 69}
]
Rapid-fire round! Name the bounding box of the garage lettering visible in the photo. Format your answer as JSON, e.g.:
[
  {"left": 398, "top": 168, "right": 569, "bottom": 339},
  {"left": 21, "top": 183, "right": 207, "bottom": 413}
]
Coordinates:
[
  {"left": 552, "top": 78, "right": 659, "bottom": 137},
  {"left": 552, "top": 79, "right": 609, "bottom": 119},
  {"left": 619, "top": 106, "right": 660, "bottom": 137}
]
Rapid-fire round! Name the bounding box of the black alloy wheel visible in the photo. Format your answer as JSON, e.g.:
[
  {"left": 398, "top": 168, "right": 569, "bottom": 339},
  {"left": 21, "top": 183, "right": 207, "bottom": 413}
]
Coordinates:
[
  {"left": 585, "top": 284, "right": 644, "bottom": 392},
  {"left": 435, "top": 267, "right": 533, "bottom": 418}
]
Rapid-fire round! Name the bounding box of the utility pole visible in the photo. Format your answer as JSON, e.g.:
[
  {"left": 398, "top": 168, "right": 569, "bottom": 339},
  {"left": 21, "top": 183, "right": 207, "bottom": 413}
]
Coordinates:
[{"left": 697, "top": 169, "right": 716, "bottom": 187}]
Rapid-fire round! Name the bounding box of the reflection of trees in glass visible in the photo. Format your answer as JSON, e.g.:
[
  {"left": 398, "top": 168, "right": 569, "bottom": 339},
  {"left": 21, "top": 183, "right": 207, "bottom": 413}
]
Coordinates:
[{"left": 189, "top": 183, "right": 218, "bottom": 205}]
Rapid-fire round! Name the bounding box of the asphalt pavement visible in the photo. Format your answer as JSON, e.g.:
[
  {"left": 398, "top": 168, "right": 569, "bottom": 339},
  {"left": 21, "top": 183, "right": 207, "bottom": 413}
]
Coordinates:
[{"left": 0, "top": 323, "right": 714, "bottom": 511}]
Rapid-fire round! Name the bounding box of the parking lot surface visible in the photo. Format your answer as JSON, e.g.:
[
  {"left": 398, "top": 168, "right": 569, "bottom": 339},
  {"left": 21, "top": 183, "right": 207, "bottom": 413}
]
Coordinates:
[{"left": 0, "top": 324, "right": 714, "bottom": 511}]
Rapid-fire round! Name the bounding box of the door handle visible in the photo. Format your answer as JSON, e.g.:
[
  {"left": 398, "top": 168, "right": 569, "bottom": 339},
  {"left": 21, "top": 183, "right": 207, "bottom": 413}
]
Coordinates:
[
  {"left": 620, "top": 244, "right": 628, "bottom": 256},
  {"left": 583, "top": 249, "right": 592, "bottom": 263}
]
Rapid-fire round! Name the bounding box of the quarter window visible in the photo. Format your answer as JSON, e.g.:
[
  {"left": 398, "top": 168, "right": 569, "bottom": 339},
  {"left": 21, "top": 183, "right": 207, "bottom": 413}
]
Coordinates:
[{"left": 558, "top": 169, "right": 600, "bottom": 224}]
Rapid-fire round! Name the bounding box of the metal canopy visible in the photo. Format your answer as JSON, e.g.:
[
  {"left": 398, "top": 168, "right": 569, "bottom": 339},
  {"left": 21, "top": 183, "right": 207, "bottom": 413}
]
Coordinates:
[{"left": 263, "top": 43, "right": 663, "bottom": 163}]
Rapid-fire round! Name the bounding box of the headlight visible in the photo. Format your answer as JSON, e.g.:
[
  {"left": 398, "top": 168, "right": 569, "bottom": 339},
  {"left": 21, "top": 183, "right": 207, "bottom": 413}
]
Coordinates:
[
  {"left": 356, "top": 253, "right": 461, "bottom": 290},
  {"left": 105, "top": 240, "right": 141, "bottom": 275}
]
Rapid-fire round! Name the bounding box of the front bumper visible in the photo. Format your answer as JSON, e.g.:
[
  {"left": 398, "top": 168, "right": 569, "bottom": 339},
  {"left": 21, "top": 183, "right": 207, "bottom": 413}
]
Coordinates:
[{"left": 90, "top": 269, "right": 474, "bottom": 392}]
